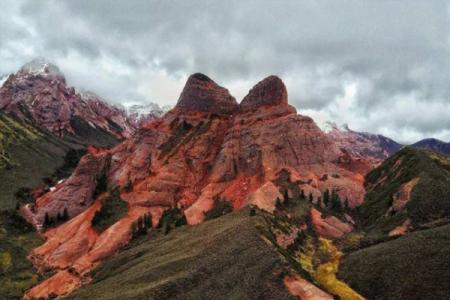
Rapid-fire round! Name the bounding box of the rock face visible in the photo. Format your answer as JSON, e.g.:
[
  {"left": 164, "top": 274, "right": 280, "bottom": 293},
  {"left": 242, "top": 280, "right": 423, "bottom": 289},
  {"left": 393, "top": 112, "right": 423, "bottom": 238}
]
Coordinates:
[
  {"left": 32, "top": 148, "right": 111, "bottom": 225},
  {"left": 25, "top": 73, "right": 370, "bottom": 298},
  {"left": 284, "top": 275, "right": 333, "bottom": 300},
  {"left": 310, "top": 208, "right": 353, "bottom": 239},
  {"left": 325, "top": 122, "right": 402, "bottom": 164},
  {"left": 176, "top": 73, "right": 238, "bottom": 114},
  {"left": 0, "top": 59, "right": 135, "bottom": 145},
  {"left": 240, "top": 75, "right": 288, "bottom": 110}
]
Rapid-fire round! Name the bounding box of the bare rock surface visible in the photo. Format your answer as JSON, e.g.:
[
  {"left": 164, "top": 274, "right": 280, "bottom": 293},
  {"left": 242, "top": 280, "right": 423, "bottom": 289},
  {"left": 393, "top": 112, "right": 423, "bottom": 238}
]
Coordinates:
[{"left": 24, "top": 73, "right": 370, "bottom": 298}]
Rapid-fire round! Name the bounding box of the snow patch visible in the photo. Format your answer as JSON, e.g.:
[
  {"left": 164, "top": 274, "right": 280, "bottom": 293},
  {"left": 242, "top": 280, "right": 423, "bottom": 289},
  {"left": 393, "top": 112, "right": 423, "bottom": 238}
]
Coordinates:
[
  {"left": 0, "top": 75, "right": 9, "bottom": 88},
  {"left": 322, "top": 121, "right": 351, "bottom": 133},
  {"left": 18, "top": 58, "right": 65, "bottom": 80}
]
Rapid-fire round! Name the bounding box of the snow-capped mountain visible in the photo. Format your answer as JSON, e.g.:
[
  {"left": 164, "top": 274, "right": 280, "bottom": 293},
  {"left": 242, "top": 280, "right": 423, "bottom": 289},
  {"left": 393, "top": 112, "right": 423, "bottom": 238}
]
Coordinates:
[
  {"left": 0, "top": 59, "right": 134, "bottom": 146},
  {"left": 324, "top": 121, "right": 403, "bottom": 162},
  {"left": 124, "top": 103, "right": 170, "bottom": 127}
]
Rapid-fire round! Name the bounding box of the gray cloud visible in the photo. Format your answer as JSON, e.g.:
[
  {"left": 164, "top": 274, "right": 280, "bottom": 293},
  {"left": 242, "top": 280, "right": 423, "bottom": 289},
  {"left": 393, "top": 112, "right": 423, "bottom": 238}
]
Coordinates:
[{"left": 0, "top": 0, "right": 449, "bottom": 143}]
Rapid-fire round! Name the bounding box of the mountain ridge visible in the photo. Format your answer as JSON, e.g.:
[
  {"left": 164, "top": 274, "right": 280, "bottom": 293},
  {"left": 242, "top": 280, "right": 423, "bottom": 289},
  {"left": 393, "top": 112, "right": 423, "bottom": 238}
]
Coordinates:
[{"left": 22, "top": 73, "right": 371, "bottom": 299}]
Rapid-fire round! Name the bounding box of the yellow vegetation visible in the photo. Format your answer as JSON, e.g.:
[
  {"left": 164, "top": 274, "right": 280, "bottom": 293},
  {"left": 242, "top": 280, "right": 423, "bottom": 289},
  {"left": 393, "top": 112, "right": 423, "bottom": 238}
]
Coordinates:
[
  {"left": 0, "top": 251, "right": 12, "bottom": 272},
  {"left": 313, "top": 239, "right": 365, "bottom": 300},
  {"left": 0, "top": 114, "right": 43, "bottom": 167},
  {"left": 291, "top": 235, "right": 365, "bottom": 300},
  {"left": 430, "top": 153, "right": 450, "bottom": 166}
]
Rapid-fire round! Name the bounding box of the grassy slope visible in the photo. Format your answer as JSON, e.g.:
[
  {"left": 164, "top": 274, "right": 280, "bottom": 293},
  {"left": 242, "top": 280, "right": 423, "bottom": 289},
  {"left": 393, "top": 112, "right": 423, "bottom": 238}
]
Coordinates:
[
  {"left": 357, "top": 147, "right": 450, "bottom": 235},
  {"left": 0, "top": 211, "right": 44, "bottom": 300},
  {"left": 337, "top": 148, "right": 450, "bottom": 299},
  {"left": 0, "top": 111, "right": 120, "bottom": 210},
  {"left": 338, "top": 224, "right": 450, "bottom": 300},
  {"left": 0, "top": 112, "right": 75, "bottom": 210},
  {"left": 67, "top": 210, "right": 295, "bottom": 300},
  {"left": 0, "top": 111, "right": 114, "bottom": 299}
]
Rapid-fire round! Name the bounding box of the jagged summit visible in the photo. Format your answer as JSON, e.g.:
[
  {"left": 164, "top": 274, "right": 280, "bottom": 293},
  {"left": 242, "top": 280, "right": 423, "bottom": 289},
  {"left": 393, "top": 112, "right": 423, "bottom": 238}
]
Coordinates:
[
  {"left": 323, "top": 121, "right": 351, "bottom": 133},
  {"left": 18, "top": 58, "right": 65, "bottom": 81},
  {"left": 175, "top": 73, "right": 238, "bottom": 114},
  {"left": 189, "top": 72, "right": 214, "bottom": 82},
  {"left": 0, "top": 60, "right": 135, "bottom": 142},
  {"left": 240, "top": 75, "right": 288, "bottom": 110}
]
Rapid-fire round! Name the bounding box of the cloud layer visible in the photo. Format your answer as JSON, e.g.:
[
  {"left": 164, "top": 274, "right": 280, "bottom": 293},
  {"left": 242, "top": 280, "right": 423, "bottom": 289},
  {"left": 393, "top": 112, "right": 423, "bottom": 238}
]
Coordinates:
[{"left": 1, "top": 0, "right": 450, "bottom": 143}]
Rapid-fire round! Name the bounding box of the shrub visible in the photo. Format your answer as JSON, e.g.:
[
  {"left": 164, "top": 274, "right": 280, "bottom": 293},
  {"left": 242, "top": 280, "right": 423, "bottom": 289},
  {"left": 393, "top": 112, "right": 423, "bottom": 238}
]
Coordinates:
[
  {"left": 131, "top": 213, "right": 152, "bottom": 238},
  {"left": 158, "top": 207, "right": 187, "bottom": 235},
  {"left": 92, "top": 189, "right": 128, "bottom": 232},
  {"left": 204, "top": 197, "right": 233, "bottom": 221}
]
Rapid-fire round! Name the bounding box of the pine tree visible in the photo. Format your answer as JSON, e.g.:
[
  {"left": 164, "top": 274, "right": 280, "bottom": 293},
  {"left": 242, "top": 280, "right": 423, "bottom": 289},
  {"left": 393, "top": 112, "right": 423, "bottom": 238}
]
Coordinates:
[
  {"left": 175, "top": 212, "right": 187, "bottom": 227},
  {"left": 44, "top": 212, "right": 51, "bottom": 228},
  {"left": 344, "top": 198, "right": 350, "bottom": 210},
  {"left": 300, "top": 190, "right": 306, "bottom": 200},
  {"left": 137, "top": 216, "right": 144, "bottom": 233},
  {"left": 331, "top": 189, "right": 341, "bottom": 211},
  {"left": 144, "top": 213, "right": 152, "bottom": 228},
  {"left": 283, "top": 189, "right": 289, "bottom": 203},
  {"left": 131, "top": 221, "right": 138, "bottom": 238},
  {"left": 62, "top": 207, "right": 69, "bottom": 221},
  {"left": 275, "top": 197, "right": 282, "bottom": 209},
  {"left": 141, "top": 223, "right": 148, "bottom": 234},
  {"left": 323, "top": 189, "right": 330, "bottom": 208},
  {"left": 308, "top": 192, "right": 313, "bottom": 203},
  {"left": 57, "top": 212, "right": 62, "bottom": 222}
]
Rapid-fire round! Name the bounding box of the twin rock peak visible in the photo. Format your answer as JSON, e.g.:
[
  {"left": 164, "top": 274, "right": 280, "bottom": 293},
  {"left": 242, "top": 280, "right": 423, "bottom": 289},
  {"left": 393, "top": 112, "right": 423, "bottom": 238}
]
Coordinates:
[{"left": 176, "top": 73, "right": 290, "bottom": 115}]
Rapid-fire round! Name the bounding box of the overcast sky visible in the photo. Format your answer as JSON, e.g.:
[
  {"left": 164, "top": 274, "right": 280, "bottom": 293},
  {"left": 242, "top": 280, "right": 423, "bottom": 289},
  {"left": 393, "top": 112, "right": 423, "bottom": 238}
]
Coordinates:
[{"left": 1, "top": 0, "right": 450, "bottom": 143}]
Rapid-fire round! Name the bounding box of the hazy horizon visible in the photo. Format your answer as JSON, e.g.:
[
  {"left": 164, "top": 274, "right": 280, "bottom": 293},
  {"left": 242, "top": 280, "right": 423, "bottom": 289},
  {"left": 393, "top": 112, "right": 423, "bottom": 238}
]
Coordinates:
[{"left": 2, "top": 0, "right": 450, "bottom": 143}]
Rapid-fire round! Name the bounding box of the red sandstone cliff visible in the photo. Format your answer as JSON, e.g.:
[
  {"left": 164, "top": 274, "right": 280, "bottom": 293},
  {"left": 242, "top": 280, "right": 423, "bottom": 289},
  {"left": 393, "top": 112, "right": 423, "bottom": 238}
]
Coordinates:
[{"left": 24, "top": 73, "right": 370, "bottom": 299}]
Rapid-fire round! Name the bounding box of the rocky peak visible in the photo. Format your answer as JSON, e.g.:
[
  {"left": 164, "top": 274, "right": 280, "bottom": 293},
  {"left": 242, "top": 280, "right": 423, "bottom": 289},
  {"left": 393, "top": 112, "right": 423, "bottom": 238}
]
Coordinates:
[
  {"left": 175, "top": 73, "right": 238, "bottom": 114},
  {"left": 125, "top": 103, "right": 168, "bottom": 127},
  {"left": 0, "top": 60, "right": 135, "bottom": 143},
  {"left": 240, "top": 75, "right": 288, "bottom": 111},
  {"left": 17, "top": 58, "right": 65, "bottom": 82}
]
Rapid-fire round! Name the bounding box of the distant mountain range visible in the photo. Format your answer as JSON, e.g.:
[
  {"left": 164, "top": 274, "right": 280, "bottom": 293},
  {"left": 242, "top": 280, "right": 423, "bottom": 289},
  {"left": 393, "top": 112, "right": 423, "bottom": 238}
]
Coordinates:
[
  {"left": 0, "top": 59, "right": 167, "bottom": 217},
  {"left": 411, "top": 138, "right": 450, "bottom": 155},
  {"left": 324, "top": 122, "right": 450, "bottom": 162},
  {"left": 0, "top": 58, "right": 165, "bottom": 146},
  {"left": 0, "top": 60, "right": 449, "bottom": 300}
]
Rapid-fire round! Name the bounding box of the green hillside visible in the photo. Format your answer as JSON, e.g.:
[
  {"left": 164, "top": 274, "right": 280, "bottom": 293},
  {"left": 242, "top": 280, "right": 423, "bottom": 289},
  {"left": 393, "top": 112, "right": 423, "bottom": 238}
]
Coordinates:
[
  {"left": 0, "top": 211, "right": 44, "bottom": 299},
  {"left": 357, "top": 147, "right": 450, "bottom": 236},
  {"left": 67, "top": 209, "right": 295, "bottom": 300},
  {"left": 337, "top": 147, "right": 450, "bottom": 299},
  {"left": 338, "top": 224, "right": 450, "bottom": 300},
  {"left": 0, "top": 112, "right": 82, "bottom": 210}
]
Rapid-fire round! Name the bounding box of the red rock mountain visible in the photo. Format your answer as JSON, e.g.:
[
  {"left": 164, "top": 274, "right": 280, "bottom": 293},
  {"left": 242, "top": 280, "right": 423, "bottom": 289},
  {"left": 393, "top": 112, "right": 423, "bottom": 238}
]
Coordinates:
[
  {"left": 23, "top": 73, "right": 371, "bottom": 298},
  {"left": 0, "top": 59, "right": 137, "bottom": 145},
  {"left": 325, "top": 122, "right": 402, "bottom": 165}
]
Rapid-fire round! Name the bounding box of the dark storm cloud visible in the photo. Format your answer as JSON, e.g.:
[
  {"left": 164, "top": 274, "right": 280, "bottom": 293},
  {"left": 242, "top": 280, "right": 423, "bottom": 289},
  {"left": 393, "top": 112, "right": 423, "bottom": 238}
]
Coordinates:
[{"left": 1, "top": 0, "right": 450, "bottom": 143}]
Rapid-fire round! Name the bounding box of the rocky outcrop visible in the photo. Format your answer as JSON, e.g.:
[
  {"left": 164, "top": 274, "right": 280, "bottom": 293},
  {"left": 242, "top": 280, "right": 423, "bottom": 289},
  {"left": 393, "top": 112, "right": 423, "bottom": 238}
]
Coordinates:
[
  {"left": 387, "top": 177, "right": 420, "bottom": 214},
  {"left": 175, "top": 73, "right": 238, "bottom": 114},
  {"left": 240, "top": 75, "right": 288, "bottom": 110},
  {"left": 29, "top": 148, "right": 111, "bottom": 226},
  {"left": 310, "top": 208, "right": 353, "bottom": 239},
  {"left": 284, "top": 275, "right": 333, "bottom": 300},
  {"left": 25, "top": 73, "right": 370, "bottom": 298},
  {"left": 325, "top": 122, "right": 402, "bottom": 164}
]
